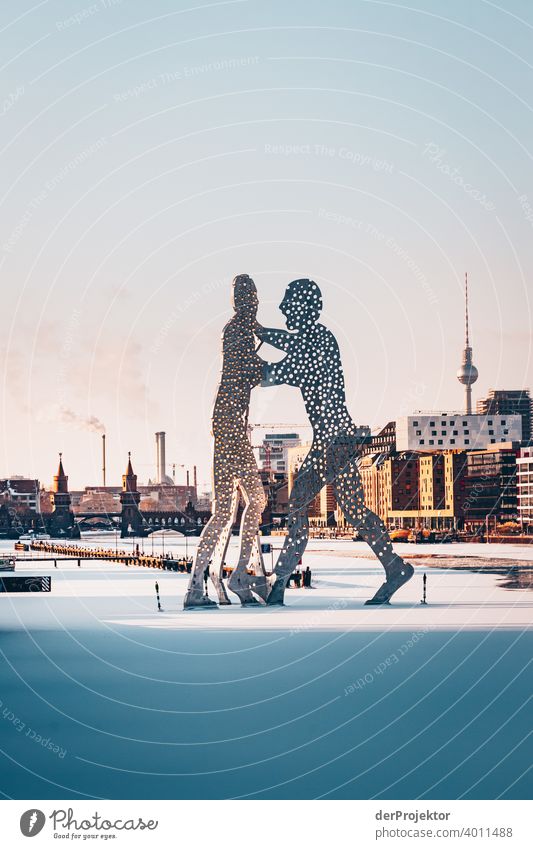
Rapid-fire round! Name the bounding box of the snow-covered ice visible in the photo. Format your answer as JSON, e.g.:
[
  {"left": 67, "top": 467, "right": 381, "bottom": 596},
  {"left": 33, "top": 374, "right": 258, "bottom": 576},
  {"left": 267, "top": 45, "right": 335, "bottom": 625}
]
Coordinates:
[{"left": 0, "top": 536, "right": 531, "bottom": 800}]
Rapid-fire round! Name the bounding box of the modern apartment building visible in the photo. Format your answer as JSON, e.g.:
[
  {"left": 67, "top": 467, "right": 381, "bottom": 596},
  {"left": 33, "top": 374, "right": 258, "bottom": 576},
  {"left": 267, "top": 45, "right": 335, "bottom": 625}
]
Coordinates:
[
  {"left": 396, "top": 413, "right": 522, "bottom": 452},
  {"left": 359, "top": 451, "right": 469, "bottom": 530}
]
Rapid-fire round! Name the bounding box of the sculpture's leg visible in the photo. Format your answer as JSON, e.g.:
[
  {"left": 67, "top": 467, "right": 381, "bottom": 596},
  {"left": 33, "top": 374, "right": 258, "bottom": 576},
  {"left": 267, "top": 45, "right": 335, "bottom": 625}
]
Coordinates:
[
  {"left": 228, "top": 469, "right": 267, "bottom": 605},
  {"left": 333, "top": 466, "right": 413, "bottom": 604},
  {"left": 209, "top": 483, "right": 240, "bottom": 605},
  {"left": 184, "top": 480, "right": 238, "bottom": 609},
  {"left": 266, "top": 508, "right": 309, "bottom": 605},
  {"left": 249, "top": 533, "right": 268, "bottom": 601},
  {"left": 267, "top": 452, "right": 322, "bottom": 605},
  {"left": 360, "top": 511, "right": 414, "bottom": 604}
]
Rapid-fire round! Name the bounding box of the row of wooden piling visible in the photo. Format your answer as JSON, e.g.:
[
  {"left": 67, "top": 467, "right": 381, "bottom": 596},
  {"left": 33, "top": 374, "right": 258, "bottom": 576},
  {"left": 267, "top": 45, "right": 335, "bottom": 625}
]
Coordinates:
[{"left": 29, "top": 541, "right": 193, "bottom": 573}]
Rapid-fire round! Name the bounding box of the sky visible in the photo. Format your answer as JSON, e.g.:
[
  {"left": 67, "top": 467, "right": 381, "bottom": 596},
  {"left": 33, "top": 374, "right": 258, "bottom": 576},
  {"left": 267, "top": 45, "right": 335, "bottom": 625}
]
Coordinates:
[{"left": 1, "top": 0, "right": 532, "bottom": 490}]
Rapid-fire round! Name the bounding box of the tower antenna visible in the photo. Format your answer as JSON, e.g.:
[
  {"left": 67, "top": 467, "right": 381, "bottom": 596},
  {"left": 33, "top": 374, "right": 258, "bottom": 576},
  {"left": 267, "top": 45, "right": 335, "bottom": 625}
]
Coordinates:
[
  {"left": 465, "top": 271, "right": 469, "bottom": 346},
  {"left": 456, "top": 271, "right": 479, "bottom": 414}
]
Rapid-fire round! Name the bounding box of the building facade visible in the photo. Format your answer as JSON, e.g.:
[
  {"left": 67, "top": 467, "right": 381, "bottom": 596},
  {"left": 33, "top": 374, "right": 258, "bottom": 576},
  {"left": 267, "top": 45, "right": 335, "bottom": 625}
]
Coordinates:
[
  {"left": 361, "top": 421, "right": 396, "bottom": 456},
  {"left": 517, "top": 446, "right": 533, "bottom": 526},
  {"left": 259, "top": 433, "right": 301, "bottom": 474},
  {"left": 382, "top": 453, "right": 420, "bottom": 524},
  {"left": 463, "top": 445, "right": 519, "bottom": 526},
  {"left": 139, "top": 484, "right": 197, "bottom": 512},
  {"left": 476, "top": 389, "right": 532, "bottom": 445},
  {"left": 258, "top": 470, "right": 289, "bottom": 531},
  {"left": 359, "top": 450, "right": 469, "bottom": 530},
  {"left": 396, "top": 413, "right": 522, "bottom": 452},
  {"left": 287, "top": 443, "right": 327, "bottom": 523},
  {"left": 0, "top": 478, "right": 40, "bottom": 512},
  {"left": 0, "top": 478, "right": 42, "bottom": 537}
]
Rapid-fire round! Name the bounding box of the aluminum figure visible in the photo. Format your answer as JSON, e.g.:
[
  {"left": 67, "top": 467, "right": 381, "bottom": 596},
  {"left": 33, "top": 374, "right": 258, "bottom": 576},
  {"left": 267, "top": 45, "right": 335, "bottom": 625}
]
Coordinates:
[
  {"left": 184, "top": 275, "right": 268, "bottom": 608},
  {"left": 258, "top": 279, "right": 414, "bottom": 606}
]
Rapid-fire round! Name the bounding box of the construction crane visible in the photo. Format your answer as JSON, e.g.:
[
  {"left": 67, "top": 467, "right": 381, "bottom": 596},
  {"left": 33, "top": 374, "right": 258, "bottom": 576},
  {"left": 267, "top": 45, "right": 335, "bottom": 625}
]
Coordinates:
[
  {"left": 250, "top": 422, "right": 309, "bottom": 429},
  {"left": 251, "top": 440, "right": 272, "bottom": 471}
]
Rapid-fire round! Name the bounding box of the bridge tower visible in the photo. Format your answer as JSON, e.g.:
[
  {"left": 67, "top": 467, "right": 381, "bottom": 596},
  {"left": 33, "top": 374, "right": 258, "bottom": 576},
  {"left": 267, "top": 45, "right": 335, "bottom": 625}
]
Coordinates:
[
  {"left": 48, "top": 453, "right": 79, "bottom": 538},
  {"left": 120, "top": 453, "right": 143, "bottom": 538}
]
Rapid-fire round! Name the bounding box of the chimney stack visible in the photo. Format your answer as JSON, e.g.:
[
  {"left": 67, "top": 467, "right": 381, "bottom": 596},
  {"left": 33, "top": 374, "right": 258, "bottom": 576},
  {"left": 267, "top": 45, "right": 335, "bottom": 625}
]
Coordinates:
[
  {"left": 186, "top": 469, "right": 190, "bottom": 487},
  {"left": 155, "top": 432, "right": 167, "bottom": 484},
  {"left": 102, "top": 434, "right": 106, "bottom": 487},
  {"left": 193, "top": 465, "right": 197, "bottom": 489}
]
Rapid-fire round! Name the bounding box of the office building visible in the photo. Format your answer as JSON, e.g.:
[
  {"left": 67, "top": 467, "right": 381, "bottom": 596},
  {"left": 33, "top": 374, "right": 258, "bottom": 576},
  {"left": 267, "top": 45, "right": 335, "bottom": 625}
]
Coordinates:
[{"left": 463, "top": 444, "right": 520, "bottom": 526}]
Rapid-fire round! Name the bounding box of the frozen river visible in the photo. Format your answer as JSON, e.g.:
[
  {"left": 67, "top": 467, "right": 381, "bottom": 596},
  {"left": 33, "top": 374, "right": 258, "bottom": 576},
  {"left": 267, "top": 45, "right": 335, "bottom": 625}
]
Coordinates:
[{"left": 0, "top": 535, "right": 531, "bottom": 800}]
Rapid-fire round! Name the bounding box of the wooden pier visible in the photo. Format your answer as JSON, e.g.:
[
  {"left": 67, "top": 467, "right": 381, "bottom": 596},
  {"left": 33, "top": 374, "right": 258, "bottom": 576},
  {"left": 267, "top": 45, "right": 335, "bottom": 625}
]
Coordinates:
[{"left": 25, "top": 542, "right": 193, "bottom": 573}]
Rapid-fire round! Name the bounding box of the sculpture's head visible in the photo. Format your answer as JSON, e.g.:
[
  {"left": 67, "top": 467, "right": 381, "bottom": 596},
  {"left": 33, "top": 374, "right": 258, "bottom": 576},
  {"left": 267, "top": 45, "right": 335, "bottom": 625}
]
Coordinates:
[
  {"left": 280, "top": 279, "right": 322, "bottom": 331},
  {"left": 232, "top": 274, "right": 258, "bottom": 316}
]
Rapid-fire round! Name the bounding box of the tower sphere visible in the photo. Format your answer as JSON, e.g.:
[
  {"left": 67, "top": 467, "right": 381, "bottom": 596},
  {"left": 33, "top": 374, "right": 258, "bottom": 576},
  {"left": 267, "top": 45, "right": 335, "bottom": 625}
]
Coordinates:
[{"left": 457, "top": 362, "right": 479, "bottom": 386}]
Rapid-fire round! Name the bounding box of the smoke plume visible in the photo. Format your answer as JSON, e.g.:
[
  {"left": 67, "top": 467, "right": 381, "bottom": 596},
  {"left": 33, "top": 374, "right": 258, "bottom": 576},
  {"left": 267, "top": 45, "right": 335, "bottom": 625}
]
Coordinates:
[{"left": 38, "top": 404, "right": 105, "bottom": 433}]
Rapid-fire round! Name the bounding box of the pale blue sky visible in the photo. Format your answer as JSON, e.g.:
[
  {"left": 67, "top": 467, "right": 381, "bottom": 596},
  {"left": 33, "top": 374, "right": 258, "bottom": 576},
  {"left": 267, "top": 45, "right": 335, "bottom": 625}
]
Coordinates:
[{"left": 1, "top": 0, "right": 532, "bottom": 488}]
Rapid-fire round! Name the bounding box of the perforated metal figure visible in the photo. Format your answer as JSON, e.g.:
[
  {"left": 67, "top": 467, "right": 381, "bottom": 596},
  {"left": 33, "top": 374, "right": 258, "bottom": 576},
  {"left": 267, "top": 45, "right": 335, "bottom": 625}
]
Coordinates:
[
  {"left": 257, "top": 279, "right": 414, "bottom": 606},
  {"left": 184, "top": 275, "right": 268, "bottom": 609}
]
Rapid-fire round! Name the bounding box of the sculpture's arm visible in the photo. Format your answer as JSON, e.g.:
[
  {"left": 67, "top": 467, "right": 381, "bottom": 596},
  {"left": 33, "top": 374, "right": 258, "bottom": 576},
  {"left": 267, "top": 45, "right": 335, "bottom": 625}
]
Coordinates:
[
  {"left": 255, "top": 324, "right": 293, "bottom": 352},
  {"left": 256, "top": 325, "right": 299, "bottom": 387},
  {"left": 261, "top": 357, "right": 292, "bottom": 387}
]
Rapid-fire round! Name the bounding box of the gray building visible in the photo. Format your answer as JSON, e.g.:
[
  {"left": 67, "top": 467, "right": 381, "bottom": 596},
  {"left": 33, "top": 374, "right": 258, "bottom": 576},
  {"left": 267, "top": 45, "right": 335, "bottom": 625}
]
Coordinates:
[
  {"left": 396, "top": 413, "right": 522, "bottom": 452},
  {"left": 476, "top": 389, "right": 533, "bottom": 445}
]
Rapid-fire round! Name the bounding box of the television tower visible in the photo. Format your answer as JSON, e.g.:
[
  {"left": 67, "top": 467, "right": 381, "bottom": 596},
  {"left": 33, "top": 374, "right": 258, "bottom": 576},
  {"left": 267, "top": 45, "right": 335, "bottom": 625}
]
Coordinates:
[{"left": 456, "top": 272, "right": 478, "bottom": 414}]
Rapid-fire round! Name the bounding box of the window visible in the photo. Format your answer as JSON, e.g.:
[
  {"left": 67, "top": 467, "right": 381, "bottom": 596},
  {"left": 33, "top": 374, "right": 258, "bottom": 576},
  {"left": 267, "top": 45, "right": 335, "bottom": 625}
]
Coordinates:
[
  {"left": 501, "top": 420, "right": 506, "bottom": 425},
  {"left": 441, "top": 430, "right": 447, "bottom": 435},
  {"left": 450, "top": 420, "right": 455, "bottom": 426},
  {"left": 504, "top": 429, "right": 509, "bottom": 435},
  {"left": 488, "top": 419, "right": 493, "bottom": 426},
  {"left": 463, "top": 421, "right": 468, "bottom": 426},
  {"left": 450, "top": 439, "right": 456, "bottom": 445},
  {"left": 453, "top": 430, "right": 458, "bottom": 436},
  {"left": 489, "top": 430, "right": 494, "bottom": 435},
  {"left": 438, "top": 439, "right": 443, "bottom": 445},
  {"left": 419, "top": 439, "right": 425, "bottom": 445},
  {"left": 416, "top": 430, "right": 421, "bottom": 436},
  {"left": 432, "top": 430, "right": 437, "bottom": 436},
  {"left": 413, "top": 420, "right": 419, "bottom": 427},
  {"left": 464, "top": 429, "right": 470, "bottom": 435},
  {"left": 430, "top": 421, "right": 435, "bottom": 427},
  {"left": 429, "top": 439, "right": 434, "bottom": 445},
  {"left": 441, "top": 421, "right": 447, "bottom": 426},
  {"left": 491, "top": 439, "right": 496, "bottom": 444},
  {"left": 465, "top": 439, "right": 470, "bottom": 445}
]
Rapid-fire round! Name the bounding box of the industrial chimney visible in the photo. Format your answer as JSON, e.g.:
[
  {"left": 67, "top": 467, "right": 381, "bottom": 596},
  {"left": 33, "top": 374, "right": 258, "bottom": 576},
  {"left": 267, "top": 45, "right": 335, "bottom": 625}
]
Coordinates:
[
  {"left": 155, "top": 431, "right": 167, "bottom": 484},
  {"left": 102, "top": 434, "right": 106, "bottom": 487}
]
